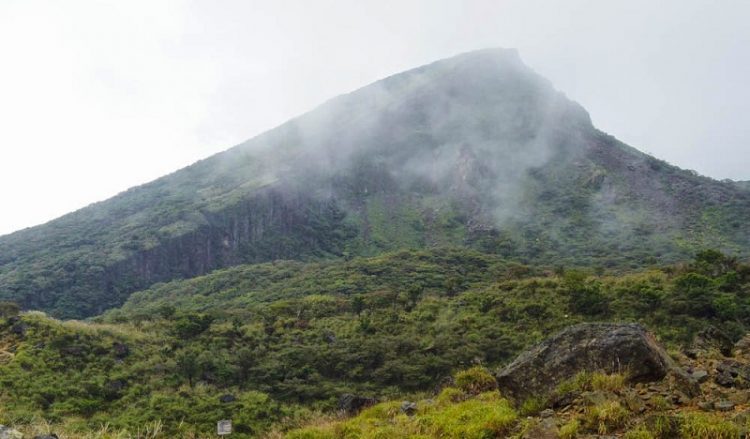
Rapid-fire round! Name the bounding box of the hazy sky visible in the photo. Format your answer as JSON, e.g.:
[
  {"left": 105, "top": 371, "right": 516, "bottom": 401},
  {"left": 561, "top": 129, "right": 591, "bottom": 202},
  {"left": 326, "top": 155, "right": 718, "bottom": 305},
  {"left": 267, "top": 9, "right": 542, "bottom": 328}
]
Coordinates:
[{"left": 1, "top": 0, "right": 749, "bottom": 236}]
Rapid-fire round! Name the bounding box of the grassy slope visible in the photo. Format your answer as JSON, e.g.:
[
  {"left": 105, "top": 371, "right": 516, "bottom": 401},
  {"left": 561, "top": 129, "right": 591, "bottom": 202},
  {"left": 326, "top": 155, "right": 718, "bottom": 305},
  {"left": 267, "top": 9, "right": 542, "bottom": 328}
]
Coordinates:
[
  {"left": 0, "top": 248, "right": 748, "bottom": 437},
  {"left": 287, "top": 368, "right": 746, "bottom": 439}
]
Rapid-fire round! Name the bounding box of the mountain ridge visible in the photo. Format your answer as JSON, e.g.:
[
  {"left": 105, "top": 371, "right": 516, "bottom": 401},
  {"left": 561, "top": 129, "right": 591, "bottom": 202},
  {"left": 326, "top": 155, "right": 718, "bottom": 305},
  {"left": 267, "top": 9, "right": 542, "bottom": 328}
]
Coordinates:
[{"left": 1, "top": 48, "right": 749, "bottom": 318}]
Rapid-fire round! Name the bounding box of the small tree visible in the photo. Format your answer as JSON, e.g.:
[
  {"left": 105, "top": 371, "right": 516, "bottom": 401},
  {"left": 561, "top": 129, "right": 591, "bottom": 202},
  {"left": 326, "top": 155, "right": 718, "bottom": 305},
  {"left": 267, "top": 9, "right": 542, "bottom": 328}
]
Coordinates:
[
  {"left": 173, "top": 313, "right": 215, "bottom": 339},
  {"left": 175, "top": 349, "right": 200, "bottom": 387},
  {"left": 444, "top": 277, "right": 462, "bottom": 297},
  {"left": 406, "top": 284, "right": 423, "bottom": 309},
  {"left": 564, "top": 271, "right": 608, "bottom": 316},
  {"left": 351, "top": 295, "right": 365, "bottom": 315}
]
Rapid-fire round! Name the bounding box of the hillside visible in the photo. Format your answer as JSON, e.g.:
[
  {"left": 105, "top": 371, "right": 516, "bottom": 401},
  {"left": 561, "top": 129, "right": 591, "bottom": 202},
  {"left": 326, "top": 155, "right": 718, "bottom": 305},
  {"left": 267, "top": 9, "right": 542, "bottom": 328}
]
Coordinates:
[
  {"left": 0, "top": 249, "right": 748, "bottom": 437},
  {"left": 1, "top": 48, "right": 749, "bottom": 319}
]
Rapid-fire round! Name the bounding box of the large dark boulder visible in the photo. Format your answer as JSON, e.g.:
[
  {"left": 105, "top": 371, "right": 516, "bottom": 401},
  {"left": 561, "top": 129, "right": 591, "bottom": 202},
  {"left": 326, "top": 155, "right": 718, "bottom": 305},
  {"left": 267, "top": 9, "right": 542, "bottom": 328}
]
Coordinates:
[{"left": 496, "top": 323, "right": 691, "bottom": 402}]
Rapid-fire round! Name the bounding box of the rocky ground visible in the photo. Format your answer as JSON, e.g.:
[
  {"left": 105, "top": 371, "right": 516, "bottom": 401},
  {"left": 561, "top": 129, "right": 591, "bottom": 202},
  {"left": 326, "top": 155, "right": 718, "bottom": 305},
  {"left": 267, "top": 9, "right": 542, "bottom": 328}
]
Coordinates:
[{"left": 505, "top": 324, "right": 750, "bottom": 438}]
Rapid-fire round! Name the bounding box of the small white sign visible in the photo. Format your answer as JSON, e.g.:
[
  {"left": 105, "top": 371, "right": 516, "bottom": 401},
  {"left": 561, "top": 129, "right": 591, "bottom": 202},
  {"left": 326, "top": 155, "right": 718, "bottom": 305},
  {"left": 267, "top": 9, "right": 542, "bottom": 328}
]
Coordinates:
[{"left": 217, "top": 419, "right": 232, "bottom": 435}]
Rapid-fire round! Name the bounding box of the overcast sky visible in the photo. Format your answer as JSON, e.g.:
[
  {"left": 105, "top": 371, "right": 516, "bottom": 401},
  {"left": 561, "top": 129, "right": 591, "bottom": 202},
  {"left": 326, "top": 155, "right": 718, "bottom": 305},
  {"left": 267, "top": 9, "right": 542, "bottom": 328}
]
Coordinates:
[{"left": 1, "top": 0, "right": 749, "bottom": 236}]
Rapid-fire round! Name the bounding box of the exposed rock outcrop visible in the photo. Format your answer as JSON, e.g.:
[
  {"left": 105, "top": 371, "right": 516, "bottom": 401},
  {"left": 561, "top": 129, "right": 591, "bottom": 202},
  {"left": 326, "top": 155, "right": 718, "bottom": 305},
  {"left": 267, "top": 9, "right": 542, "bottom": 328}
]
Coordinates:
[{"left": 495, "top": 323, "right": 696, "bottom": 402}]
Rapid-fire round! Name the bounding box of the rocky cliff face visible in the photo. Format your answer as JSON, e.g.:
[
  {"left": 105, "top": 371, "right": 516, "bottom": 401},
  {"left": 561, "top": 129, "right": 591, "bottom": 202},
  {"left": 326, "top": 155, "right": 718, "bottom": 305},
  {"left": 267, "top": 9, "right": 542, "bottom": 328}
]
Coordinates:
[{"left": 1, "top": 48, "right": 749, "bottom": 318}]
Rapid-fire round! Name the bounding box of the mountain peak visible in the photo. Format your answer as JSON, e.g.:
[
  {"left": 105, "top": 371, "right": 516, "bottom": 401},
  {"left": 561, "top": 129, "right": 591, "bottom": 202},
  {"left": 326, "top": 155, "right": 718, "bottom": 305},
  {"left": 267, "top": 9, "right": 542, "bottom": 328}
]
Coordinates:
[{"left": 1, "top": 50, "right": 748, "bottom": 318}]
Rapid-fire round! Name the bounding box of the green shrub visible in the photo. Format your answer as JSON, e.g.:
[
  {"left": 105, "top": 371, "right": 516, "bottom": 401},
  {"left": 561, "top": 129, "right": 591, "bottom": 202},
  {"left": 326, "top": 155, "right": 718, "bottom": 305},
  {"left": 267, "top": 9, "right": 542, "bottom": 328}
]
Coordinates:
[
  {"left": 559, "top": 418, "right": 580, "bottom": 439},
  {"left": 556, "top": 371, "right": 592, "bottom": 394},
  {"left": 591, "top": 372, "right": 626, "bottom": 392},
  {"left": 173, "top": 313, "right": 214, "bottom": 338},
  {"left": 454, "top": 366, "right": 498, "bottom": 395},
  {"left": 680, "top": 413, "right": 740, "bottom": 439},
  {"left": 649, "top": 395, "right": 671, "bottom": 411},
  {"left": 436, "top": 387, "right": 466, "bottom": 405},
  {"left": 519, "top": 396, "right": 546, "bottom": 416},
  {"left": 584, "top": 400, "right": 629, "bottom": 434},
  {"left": 624, "top": 426, "right": 655, "bottom": 439},
  {"left": 646, "top": 414, "right": 679, "bottom": 438}
]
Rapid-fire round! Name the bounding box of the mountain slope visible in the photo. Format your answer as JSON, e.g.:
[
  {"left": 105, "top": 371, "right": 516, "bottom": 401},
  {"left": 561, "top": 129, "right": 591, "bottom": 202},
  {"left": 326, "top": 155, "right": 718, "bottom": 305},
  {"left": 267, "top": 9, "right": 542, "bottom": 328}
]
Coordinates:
[
  {"left": 2, "top": 249, "right": 749, "bottom": 437},
  {"left": 1, "top": 48, "right": 749, "bottom": 318}
]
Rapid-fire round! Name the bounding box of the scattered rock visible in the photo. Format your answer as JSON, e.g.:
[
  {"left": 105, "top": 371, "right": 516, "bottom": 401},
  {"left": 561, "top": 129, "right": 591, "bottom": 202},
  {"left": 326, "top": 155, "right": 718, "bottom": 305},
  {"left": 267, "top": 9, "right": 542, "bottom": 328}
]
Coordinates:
[
  {"left": 539, "top": 408, "right": 554, "bottom": 418},
  {"left": 550, "top": 391, "right": 578, "bottom": 409},
  {"left": 714, "top": 360, "right": 750, "bottom": 389},
  {"left": 582, "top": 391, "right": 610, "bottom": 406},
  {"left": 672, "top": 390, "right": 690, "bottom": 405},
  {"left": 667, "top": 369, "right": 701, "bottom": 397},
  {"left": 698, "top": 401, "right": 714, "bottom": 411},
  {"left": 729, "top": 391, "right": 749, "bottom": 405},
  {"left": 716, "top": 370, "right": 736, "bottom": 387},
  {"left": 690, "top": 369, "right": 709, "bottom": 383},
  {"left": 495, "top": 323, "right": 689, "bottom": 402},
  {"left": 219, "top": 394, "right": 236, "bottom": 403},
  {"left": 0, "top": 425, "right": 23, "bottom": 439},
  {"left": 734, "top": 335, "right": 750, "bottom": 360},
  {"left": 715, "top": 400, "right": 736, "bottom": 412},
  {"left": 338, "top": 394, "right": 377, "bottom": 415},
  {"left": 692, "top": 326, "right": 734, "bottom": 357},
  {"left": 400, "top": 401, "right": 417, "bottom": 416},
  {"left": 623, "top": 391, "right": 646, "bottom": 413},
  {"left": 521, "top": 418, "right": 557, "bottom": 439},
  {"left": 683, "top": 349, "right": 698, "bottom": 360}
]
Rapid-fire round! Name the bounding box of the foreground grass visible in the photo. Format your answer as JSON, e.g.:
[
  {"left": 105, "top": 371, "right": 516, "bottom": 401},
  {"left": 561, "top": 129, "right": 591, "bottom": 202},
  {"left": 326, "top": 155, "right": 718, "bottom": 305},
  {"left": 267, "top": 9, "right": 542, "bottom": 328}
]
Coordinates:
[
  {"left": 0, "top": 249, "right": 747, "bottom": 437},
  {"left": 287, "top": 391, "right": 517, "bottom": 439}
]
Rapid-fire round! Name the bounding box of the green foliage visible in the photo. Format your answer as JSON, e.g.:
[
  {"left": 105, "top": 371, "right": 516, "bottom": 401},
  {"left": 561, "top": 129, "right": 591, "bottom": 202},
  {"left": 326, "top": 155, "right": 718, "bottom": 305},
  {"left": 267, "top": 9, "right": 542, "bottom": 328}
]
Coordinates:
[
  {"left": 583, "top": 400, "right": 630, "bottom": 434},
  {"left": 1, "top": 249, "right": 749, "bottom": 436},
  {"left": 519, "top": 396, "right": 546, "bottom": 416},
  {"left": 172, "top": 313, "right": 215, "bottom": 339},
  {"left": 624, "top": 426, "right": 655, "bottom": 439},
  {"left": 555, "top": 371, "right": 593, "bottom": 395},
  {"left": 559, "top": 418, "right": 581, "bottom": 439},
  {"left": 590, "top": 373, "right": 626, "bottom": 392},
  {"left": 435, "top": 387, "right": 466, "bottom": 405},
  {"left": 2, "top": 81, "right": 750, "bottom": 321},
  {"left": 454, "top": 366, "right": 497, "bottom": 395},
  {"left": 564, "top": 271, "right": 608, "bottom": 316},
  {"left": 424, "top": 393, "right": 518, "bottom": 438},
  {"left": 679, "top": 412, "right": 740, "bottom": 439}
]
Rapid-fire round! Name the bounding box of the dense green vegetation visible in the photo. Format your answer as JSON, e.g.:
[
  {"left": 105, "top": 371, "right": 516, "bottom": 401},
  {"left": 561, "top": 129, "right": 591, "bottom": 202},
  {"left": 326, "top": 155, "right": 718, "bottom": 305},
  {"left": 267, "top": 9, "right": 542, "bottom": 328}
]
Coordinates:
[
  {"left": 0, "top": 248, "right": 748, "bottom": 437},
  {"left": 1, "top": 49, "right": 749, "bottom": 320},
  {"left": 0, "top": 48, "right": 748, "bottom": 437}
]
